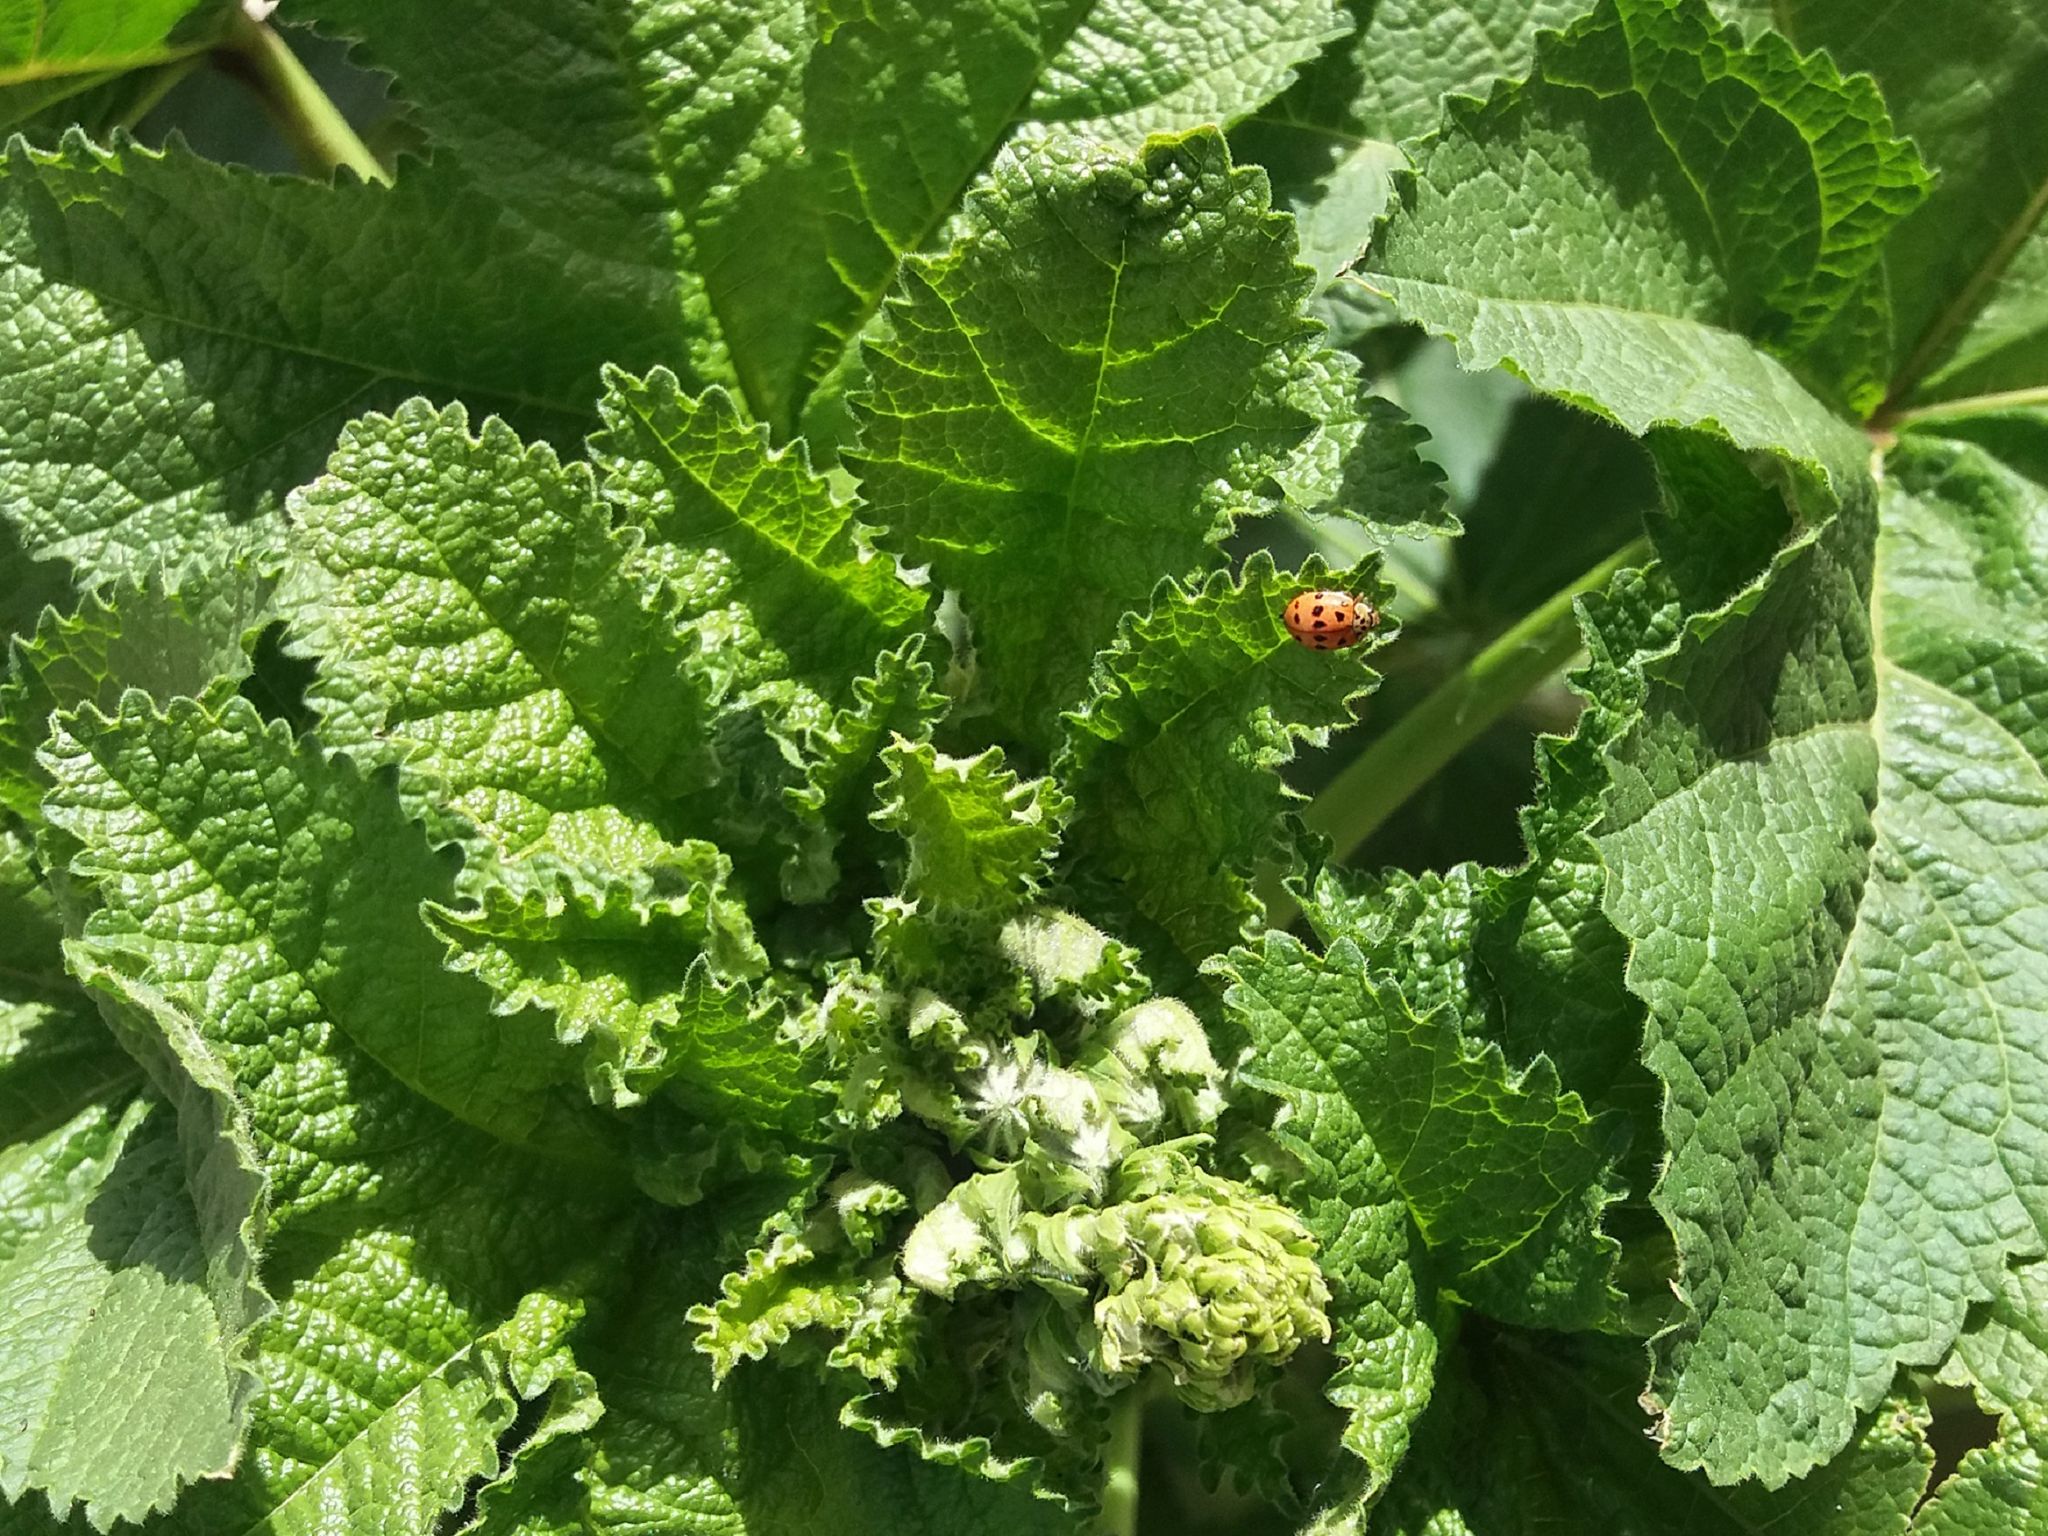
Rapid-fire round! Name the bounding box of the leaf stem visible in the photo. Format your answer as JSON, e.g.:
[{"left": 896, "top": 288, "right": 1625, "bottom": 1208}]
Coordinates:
[
  {"left": 218, "top": 9, "right": 390, "bottom": 185},
  {"left": 1290, "top": 533, "right": 1652, "bottom": 899},
  {"left": 1097, "top": 1387, "right": 1145, "bottom": 1536}
]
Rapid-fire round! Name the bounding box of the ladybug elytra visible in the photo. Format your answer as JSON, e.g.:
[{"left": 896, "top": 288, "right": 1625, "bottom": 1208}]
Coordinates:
[{"left": 1282, "top": 589, "right": 1378, "bottom": 650}]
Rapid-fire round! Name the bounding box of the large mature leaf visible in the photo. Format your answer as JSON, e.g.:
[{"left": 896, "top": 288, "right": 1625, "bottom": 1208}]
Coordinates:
[
  {"left": 1375, "top": 1333, "right": 1932, "bottom": 1536},
  {"left": 286, "top": 400, "right": 715, "bottom": 876},
  {"left": 1059, "top": 553, "right": 1386, "bottom": 967},
  {"left": 41, "top": 694, "right": 611, "bottom": 1203},
  {"left": 157, "top": 1158, "right": 618, "bottom": 1536},
  {"left": 296, "top": 0, "right": 1347, "bottom": 436},
  {"left": 0, "top": 0, "right": 229, "bottom": 129},
  {"left": 1761, "top": 0, "right": 2048, "bottom": 411},
  {"left": 0, "top": 979, "right": 265, "bottom": 1531},
  {"left": 1595, "top": 417, "right": 2048, "bottom": 1485},
  {"left": 854, "top": 129, "right": 1396, "bottom": 751},
  {"left": 0, "top": 133, "right": 683, "bottom": 586},
  {"left": 1356, "top": 0, "right": 1925, "bottom": 441},
  {"left": 0, "top": 1094, "right": 243, "bottom": 1530}
]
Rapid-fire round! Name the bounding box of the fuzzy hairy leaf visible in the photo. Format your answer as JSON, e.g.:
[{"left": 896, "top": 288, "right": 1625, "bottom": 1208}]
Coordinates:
[
  {"left": 0, "top": 968, "right": 266, "bottom": 1531},
  {"left": 298, "top": 0, "right": 1345, "bottom": 436},
  {"left": 1357, "top": 0, "right": 1927, "bottom": 437},
  {"left": 155, "top": 1160, "right": 619, "bottom": 1536},
  {"left": 426, "top": 877, "right": 814, "bottom": 1122},
  {"left": 1061, "top": 553, "right": 1386, "bottom": 966},
  {"left": 0, "top": 1095, "right": 245, "bottom": 1530},
  {"left": 286, "top": 401, "right": 715, "bottom": 877},
  {"left": 873, "top": 738, "right": 1071, "bottom": 918},
  {"left": 1597, "top": 418, "right": 2048, "bottom": 1484},
  {"left": 1225, "top": 933, "right": 1622, "bottom": 1295},
  {"left": 854, "top": 129, "right": 1387, "bottom": 750},
  {"left": 594, "top": 370, "right": 926, "bottom": 695},
  {"left": 0, "top": 133, "right": 680, "bottom": 585},
  {"left": 1375, "top": 1336, "right": 1933, "bottom": 1536},
  {"left": 41, "top": 694, "right": 612, "bottom": 1201},
  {"left": 1764, "top": 0, "right": 2048, "bottom": 411},
  {"left": 0, "top": 565, "right": 265, "bottom": 820}
]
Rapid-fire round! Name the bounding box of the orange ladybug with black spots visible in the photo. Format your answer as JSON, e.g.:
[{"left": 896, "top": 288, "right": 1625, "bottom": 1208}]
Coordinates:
[{"left": 1282, "top": 589, "right": 1378, "bottom": 650}]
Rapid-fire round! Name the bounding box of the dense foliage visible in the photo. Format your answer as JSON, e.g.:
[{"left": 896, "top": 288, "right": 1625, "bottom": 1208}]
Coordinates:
[{"left": 2, "top": 0, "right": 2045, "bottom": 1532}]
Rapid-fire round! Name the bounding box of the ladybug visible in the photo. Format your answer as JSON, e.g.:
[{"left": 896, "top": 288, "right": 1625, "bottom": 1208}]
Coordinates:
[{"left": 1283, "top": 589, "right": 1378, "bottom": 651}]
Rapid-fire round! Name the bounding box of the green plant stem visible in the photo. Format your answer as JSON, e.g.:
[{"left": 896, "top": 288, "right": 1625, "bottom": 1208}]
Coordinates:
[
  {"left": 219, "top": 11, "right": 390, "bottom": 185},
  {"left": 1097, "top": 1388, "right": 1145, "bottom": 1536},
  {"left": 1279, "top": 533, "right": 1653, "bottom": 916}
]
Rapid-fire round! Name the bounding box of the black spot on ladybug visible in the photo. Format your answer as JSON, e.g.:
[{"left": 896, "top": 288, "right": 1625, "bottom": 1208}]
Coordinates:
[
  {"left": 1312, "top": 605, "right": 1324, "bottom": 615},
  {"left": 1312, "top": 619, "right": 1326, "bottom": 629}
]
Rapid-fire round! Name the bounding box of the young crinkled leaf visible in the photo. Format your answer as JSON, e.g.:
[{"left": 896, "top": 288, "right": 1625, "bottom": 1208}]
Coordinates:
[
  {"left": 1059, "top": 553, "right": 1388, "bottom": 968},
  {"left": 852, "top": 129, "right": 1420, "bottom": 753},
  {"left": 40, "top": 694, "right": 615, "bottom": 1205},
  {"left": 425, "top": 883, "right": 819, "bottom": 1121},
  {"left": 1355, "top": 0, "right": 1926, "bottom": 439},
  {"left": 872, "top": 738, "right": 1072, "bottom": 918},
  {"left": 1595, "top": 419, "right": 2048, "bottom": 1486},
  {"left": 296, "top": 0, "right": 1348, "bottom": 436},
  {"left": 594, "top": 370, "right": 927, "bottom": 694},
  {"left": 1216, "top": 932, "right": 1626, "bottom": 1499}
]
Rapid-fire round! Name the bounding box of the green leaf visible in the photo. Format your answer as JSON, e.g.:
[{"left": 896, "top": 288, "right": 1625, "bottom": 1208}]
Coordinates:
[
  {"left": 157, "top": 1161, "right": 620, "bottom": 1536},
  {"left": 873, "top": 738, "right": 1070, "bottom": 918},
  {"left": 853, "top": 129, "right": 1365, "bottom": 750},
  {"left": 0, "top": 1095, "right": 245, "bottom": 1529},
  {"left": 0, "top": 0, "right": 229, "bottom": 130},
  {"left": 1356, "top": 0, "right": 1926, "bottom": 440},
  {"left": 1596, "top": 417, "right": 2048, "bottom": 1484},
  {"left": 1023, "top": 0, "right": 1349, "bottom": 142},
  {"left": 0, "top": 998, "right": 137, "bottom": 1151},
  {"left": 0, "top": 980, "right": 266, "bottom": 1531},
  {"left": 298, "top": 0, "right": 1344, "bottom": 437},
  {"left": 1922, "top": 1259, "right": 2048, "bottom": 1532},
  {"left": 595, "top": 370, "right": 927, "bottom": 696},
  {"left": 1910, "top": 1432, "right": 2048, "bottom": 1536},
  {"left": 0, "top": 823, "right": 73, "bottom": 1003},
  {"left": 511, "top": 1217, "right": 1081, "bottom": 1536},
  {"left": 0, "top": 564, "right": 266, "bottom": 820},
  {"left": 1768, "top": 0, "right": 2048, "bottom": 411},
  {"left": 0, "top": 131, "right": 683, "bottom": 585},
  {"left": 287, "top": 399, "right": 715, "bottom": 878},
  {"left": 1060, "top": 553, "right": 1386, "bottom": 967},
  {"left": 1376, "top": 1334, "right": 1933, "bottom": 1536},
  {"left": 1224, "top": 932, "right": 1622, "bottom": 1294},
  {"left": 41, "top": 693, "right": 612, "bottom": 1189},
  {"left": 425, "top": 867, "right": 809, "bottom": 1119}
]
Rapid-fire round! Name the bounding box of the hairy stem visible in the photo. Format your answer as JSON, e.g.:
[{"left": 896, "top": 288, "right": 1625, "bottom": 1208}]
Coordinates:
[
  {"left": 219, "top": 10, "right": 390, "bottom": 185},
  {"left": 1274, "top": 534, "right": 1653, "bottom": 921},
  {"left": 1098, "top": 1387, "right": 1145, "bottom": 1536}
]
